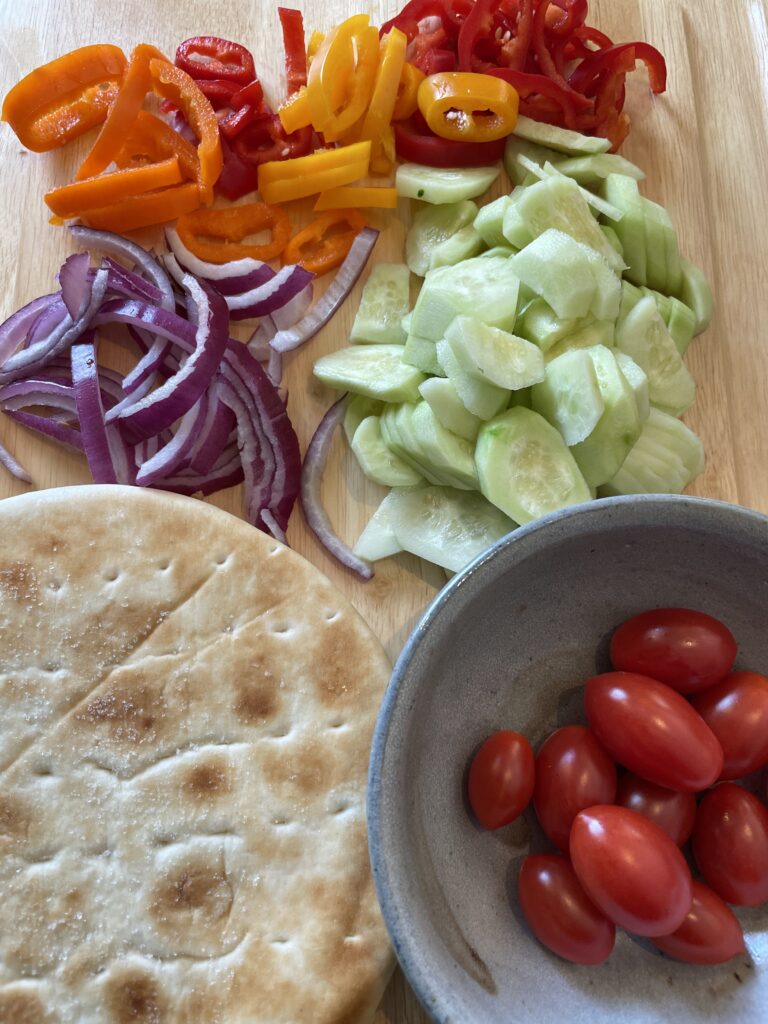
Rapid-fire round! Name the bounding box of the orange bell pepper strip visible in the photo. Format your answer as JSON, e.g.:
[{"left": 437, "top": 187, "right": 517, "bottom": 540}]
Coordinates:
[
  {"left": 44, "top": 157, "right": 183, "bottom": 218},
  {"left": 1, "top": 44, "right": 127, "bottom": 152},
  {"left": 149, "top": 59, "right": 223, "bottom": 206},
  {"left": 306, "top": 15, "right": 379, "bottom": 142},
  {"left": 392, "top": 62, "right": 426, "bottom": 122},
  {"left": 113, "top": 110, "right": 199, "bottom": 181},
  {"left": 79, "top": 182, "right": 201, "bottom": 232},
  {"left": 278, "top": 86, "right": 312, "bottom": 134},
  {"left": 175, "top": 203, "right": 292, "bottom": 263},
  {"left": 257, "top": 140, "right": 371, "bottom": 204},
  {"left": 418, "top": 72, "right": 519, "bottom": 143},
  {"left": 314, "top": 186, "right": 398, "bottom": 210},
  {"left": 357, "top": 28, "right": 407, "bottom": 176},
  {"left": 282, "top": 210, "right": 367, "bottom": 275},
  {"left": 76, "top": 43, "right": 166, "bottom": 181}
]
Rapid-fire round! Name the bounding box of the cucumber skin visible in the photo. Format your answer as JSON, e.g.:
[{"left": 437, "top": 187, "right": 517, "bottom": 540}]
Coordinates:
[{"left": 351, "top": 415, "right": 423, "bottom": 488}]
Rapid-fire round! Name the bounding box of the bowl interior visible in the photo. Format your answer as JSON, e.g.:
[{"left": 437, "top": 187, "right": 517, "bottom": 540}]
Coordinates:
[{"left": 369, "top": 497, "right": 768, "bottom": 1024}]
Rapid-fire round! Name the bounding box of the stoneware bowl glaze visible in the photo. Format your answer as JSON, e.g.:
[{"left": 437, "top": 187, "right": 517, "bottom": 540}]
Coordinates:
[{"left": 368, "top": 495, "right": 768, "bottom": 1024}]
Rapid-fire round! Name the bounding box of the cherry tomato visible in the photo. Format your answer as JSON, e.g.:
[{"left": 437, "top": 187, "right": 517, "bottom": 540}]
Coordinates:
[
  {"left": 570, "top": 805, "right": 693, "bottom": 937},
  {"left": 616, "top": 773, "right": 697, "bottom": 846},
  {"left": 610, "top": 608, "right": 736, "bottom": 694},
  {"left": 533, "top": 726, "right": 617, "bottom": 851},
  {"left": 651, "top": 881, "right": 746, "bottom": 964},
  {"left": 692, "top": 783, "right": 768, "bottom": 906},
  {"left": 691, "top": 671, "right": 768, "bottom": 780},
  {"left": 584, "top": 672, "right": 723, "bottom": 791},
  {"left": 467, "top": 730, "right": 534, "bottom": 830},
  {"left": 518, "top": 853, "right": 615, "bottom": 965}
]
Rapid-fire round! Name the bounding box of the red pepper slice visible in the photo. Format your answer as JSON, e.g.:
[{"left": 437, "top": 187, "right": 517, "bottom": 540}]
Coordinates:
[
  {"left": 544, "top": 0, "right": 588, "bottom": 37},
  {"left": 420, "top": 48, "right": 457, "bottom": 74},
  {"left": 457, "top": 0, "right": 534, "bottom": 73},
  {"left": 195, "top": 78, "right": 240, "bottom": 110},
  {"left": 232, "top": 79, "right": 266, "bottom": 109},
  {"left": 531, "top": 1, "right": 593, "bottom": 109},
  {"left": 569, "top": 41, "right": 667, "bottom": 96},
  {"left": 488, "top": 67, "right": 577, "bottom": 128},
  {"left": 218, "top": 104, "right": 261, "bottom": 140},
  {"left": 394, "top": 114, "right": 505, "bottom": 167},
  {"left": 216, "top": 138, "right": 260, "bottom": 200},
  {"left": 233, "top": 115, "right": 312, "bottom": 167},
  {"left": 381, "top": 0, "right": 462, "bottom": 43},
  {"left": 175, "top": 36, "right": 256, "bottom": 85},
  {"left": 278, "top": 8, "right": 308, "bottom": 96}
]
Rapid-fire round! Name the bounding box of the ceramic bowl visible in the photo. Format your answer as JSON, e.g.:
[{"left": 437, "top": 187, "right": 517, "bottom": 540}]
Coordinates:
[{"left": 368, "top": 495, "right": 768, "bottom": 1024}]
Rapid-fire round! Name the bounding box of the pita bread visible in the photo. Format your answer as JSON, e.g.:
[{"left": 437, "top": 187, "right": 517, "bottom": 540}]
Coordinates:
[{"left": 0, "top": 486, "right": 393, "bottom": 1024}]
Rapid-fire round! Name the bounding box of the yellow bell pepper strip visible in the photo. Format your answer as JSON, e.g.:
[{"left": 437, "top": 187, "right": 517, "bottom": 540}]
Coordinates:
[
  {"left": 314, "top": 186, "right": 398, "bottom": 211},
  {"left": 357, "top": 28, "right": 407, "bottom": 175},
  {"left": 44, "top": 157, "right": 183, "bottom": 218},
  {"left": 307, "top": 31, "right": 325, "bottom": 65},
  {"left": 278, "top": 86, "right": 312, "bottom": 134},
  {"left": 417, "top": 71, "right": 519, "bottom": 143},
  {"left": 149, "top": 59, "right": 223, "bottom": 206},
  {"left": 76, "top": 43, "right": 166, "bottom": 181},
  {"left": 113, "top": 110, "right": 199, "bottom": 181},
  {"left": 392, "top": 62, "right": 425, "bottom": 121},
  {"left": 1, "top": 44, "right": 127, "bottom": 153},
  {"left": 306, "top": 15, "right": 379, "bottom": 142},
  {"left": 79, "top": 182, "right": 201, "bottom": 232},
  {"left": 282, "top": 209, "right": 367, "bottom": 275},
  {"left": 257, "top": 140, "right": 371, "bottom": 204},
  {"left": 175, "top": 203, "right": 292, "bottom": 263}
]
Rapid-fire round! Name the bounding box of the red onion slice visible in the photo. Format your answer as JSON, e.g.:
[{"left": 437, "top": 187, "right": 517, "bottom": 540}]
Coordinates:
[
  {"left": 186, "top": 381, "right": 236, "bottom": 475},
  {"left": 93, "top": 298, "right": 197, "bottom": 352},
  {"left": 300, "top": 395, "right": 373, "bottom": 580},
  {"left": 25, "top": 297, "right": 69, "bottom": 349},
  {"left": 0, "top": 433, "right": 32, "bottom": 482},
  {"left": 271, "top": 228, "right": 379, "bottom": 353},
  {"left": 6, "top": 410, "right": 83, "bottom": 452},
  {"left": 59, "top": 253, "right": 91, "bottom": 320},
  {"left": 71, "top": 340, "right": 119, "bottom": 484},
  {"left": 271, "top": 279, "right": 314, "bottom": 330},
  {"left": 165, "top": 227, "right": 276, "bottom": 295},
  {"left": 0, "top": 378, "right": 77, "bottom": 413},
  {"left": 135, "top": 394, "right": 210, "bottom": 486},
  {"left": 102, "top": 258, "right": 164, "bottom": 305},
  {"left": 226, "top": 264, "right": 314, "bottom": 321},
  {"left": 70, "top": 226, "right": 175, "bottom": 312},
  {"left": 120, "top": 334, "right": 172, "bottom": 397},
  {"left": 0, "top": 294, "right": 60, "bottom": 364}
]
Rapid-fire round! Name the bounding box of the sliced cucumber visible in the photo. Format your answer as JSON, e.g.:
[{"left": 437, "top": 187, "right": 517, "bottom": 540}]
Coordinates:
[
  {"left": 545, "top": 320, "right": 615, "bottom": 362},
  {"left": 314, "top": 345, "right": 425, "bottom": 403},
  {"left": 396, "top": 163, "right": 500, "bottom": 204},
  {"left": 553, "top": 154, "right": 645, "bottom": 188},
  {"left": 429, "top": 224, "right": 485, "bottom": 269},
  {"left": 402, "top": 332, "right": 442, "bottom": 376},
  {"left": 614, "top": 351, "right": 650, "bottom": 422},
  {"left": 641, "top": 285, "right": 672, "bottom": 324},
  {"left": 481, "top": 245, "right": 515, "bottom": 258},
  {"left": 679, "top": 259, "right": 714, "bottom": 335},
  {"left": 641, "top": 198, "right": 670, "bottom": 295},
  {"left": 510, "top": 229, "right": 596, "bottom": 319},
  {"left": 343, "top": 394, "right": 385, "bottom": 444},
  {"left": 475, "top": 406, "right": 592, "bottom": 524},
  {"left": 615, "top": 296, "right": 695, "bottom": 417},
  {"left": 641, "top": 197, "right": 682, "bottom": 296},
  {"left": 353, "top": 491, "right": 403, "bottom": 562},
  {"left": 419, "top": 376, "right": 482, "bottom": 441},
  {"left": 436, "top": 337, "right": 510, "bottom": 420},
  {"left": 600, "top": 224, "right": 624, "bottom": 257},
  {"left": 665, "top": 297, "right": 697, "bottom": 356},
  {"left": 509, "top": 386, "right": 532, "bottom": 409},
  {"left": 570, "top": 345, "right": 642, "bottom": 488},
  {"left": 474, "top": 195, "right": 512, "bottom": 247},
  {"left": 512, "top": 114, "right": 611, "bottom": 155},
  {"left": 519, "top": 298, "right": 581, "bottom": 354},
  {"left": 410, "top": 255, "right": 520, "bottom": 341},
  {"left": 601, "top": 420, "right": 696, "bottom": 496},
  {"left": 350, "top": 263, "right": 410, "bottom": 345},
  {"left": 618, "top": 278, "right": 644, "bottom": 325},
  {"left": 602, "top": 174, "right": 647, "bottom": 286},
  {"left": 539, "top": 161, "right": 625, "bottom": 223},
  {"left": 410, "top": 401, "right": 479, "bottom": 490},
  {"left": 405, "top": 200, "right": 478, "bottom": 277},
  {"left": 504, "top": 136, "right": 562, "bottom": 184},
  {"left": 531, "top": 348, "right": 605, "bottom": 446},
  {"left": 445, "top": 316, "right": 545, "bottom": 391},
  {"left": 384, "top": 404, "right": 444, "bottom": 485},
  {"left": 351, "top": 415, "right": 423, "bottom": 487},
  {"left": 578, "top": 243, "right": 621, "bottom": 320},
  {"left": 643, "top": 407, "right": 705, "bottom": 480},
  {"left": 383, "top": 486, "right": 515, "bottom": 573}
]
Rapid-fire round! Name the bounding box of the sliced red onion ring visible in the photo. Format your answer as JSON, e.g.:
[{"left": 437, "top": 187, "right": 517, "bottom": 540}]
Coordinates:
[
  {"left": 71, "top": 341, "right": 119, "bottom": 484},
  {"left": 70, "top": 225, "right": 175, "bottom": 312},
  {"left": 270, "top": 280, "right": 314, "bottom": 330},
  {"left": 247, "top": 317, "right": 276, "bottom": 361},
  {"left": 135, "top": 395, "right": 209, "bottom": 486},
  {"left": 102, "top": 258, "right": 164, "bottom": 305},
  {"left": 300, "top": 395, "right": 373, "bottom": 580},
  {"left": 6, "top": 410, "right": 83, "bottom": 452},
  {"left": 103, "top": 372, "right": 156, "bottom": 422},
  {"left": 159, "top": 455, "right": 245, "bottom": 496},
  {"left": 186, "top": 381, "right": 236, "bottom": 475},
  {"left": 165, "top": 227, "right": 275, "bottom": 295},
  {"left": 225, "top": 264, "right": 314, "bottom": 321},
  {"left": 59, "top": 253, "right": 91, "bottom": 320},
  {"left": 0, "top": 432, "right": 32, "bottom": 482},
  {"left": 266, "top": 348, "right": 283, "bottom": 388},
  {"left": 0, "top": 294, "right": 60, "bottom": 365},
  {"left": 93, "top": 298, "right": 197, "bottom": 352},
  {"left": 120, "top": 334, "right": 172, "bottom": 396},
  {"left": 25, "top": 297, "right": 69, "bottom": 349},
  {"left": 271, "top": 228, "right": 379, "bottom": 353},
  {"left": 0, "top": 378, "right": 77, "bottom": 414}
]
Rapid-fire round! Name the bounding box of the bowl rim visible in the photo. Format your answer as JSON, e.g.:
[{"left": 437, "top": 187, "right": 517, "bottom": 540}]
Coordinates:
[{"left": 367, "top": 494, "right": 768, "bottom": 1023}]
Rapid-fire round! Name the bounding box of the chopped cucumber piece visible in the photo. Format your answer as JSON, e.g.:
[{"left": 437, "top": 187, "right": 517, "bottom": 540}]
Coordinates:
[
  {"left": 553, "top": 154, "right": 645, "bottom": 188},
  {"left": 679, "top": 259, "right": 714, "bottom": 335},
  {"left": 641, "top": 285, "right": 672, "bottom": 324},
  {"left": 419, "top": 377, "right": 482, "bottom": 441},
  {"left": 396, "top": 163, "right": 500, "bottom": 204},
  {"left": 382, "top": 404, "right": 444, "bottom": 485},
  {"left": 474, "top": 195, "right": 512, "bottom": 247},
  {"left": 643, "top": 407, "right": 705, "bottom": 480},
  {"left": 445, "top": 316, "right": 545, "bottom": 391},
  {"left": 512, "top": 115, "right": 610, "bottom": 155},
  {"left": 410, "top": 255, "right": 520, "bottom": 340},
  {"left": 510, "top": 229, "right": 596, "bottom": 319},
  {"left": 410, "top": 401, "right": 479, "bottom": 490},
  {"left": 641, "top": 197, "right": 682, "bottom": 296},
  {"left": 531, "top": 348, "right": 605, "bottom": 446},
  {"left": 601, "top": 416, "right": 700, "bottom": 496},
  {"left": 353, "top": 491, "right": 403, "bottom": 561},
  {"left": 405, "top": 200, "right": 478, "bottom": 276},
  {"left": 509, "top": 386, "right": 532, "bottom": 408},
  {"left": 476, "top": 407, "right": 592, "bottom": 524},
  {"left": 618, "top": 279, "right": 644, "bottom": 324},
  {"left": 343, "top": 394, "right": 385, "bottom": 444},
  {"left": 540, "top": 161, "right": 625, "bottom": 222},
  {"left": 350, "top": 263, "right": 410, "bottom": 345},
  {"left": 570, "top": 345, "right": 642, "bottom": 488},
  {"left": 519, "top": 298, "right": 581, "bottom": 354},
  {"left": 641, "top": 198, "right": 673, "bottom": 294},
  {"left": 401, "top": 311, "right": 413, "bottom": 334},
  {"left": 504, "top": 136, "right": 562, "bottom": 184},
  {"left": 351, "top": 415, "right": 424, "bottom": 487},
  {"left": 314, "top": 345, "right": 425, "bottom": 403},
  {"left": 665, "top": 297, "right": 696, "bottom": 356},
  {"left": 616, "top": 297, "right": 695, "bottom": 417},
  {"left": 436, "top": 337, "right": 510, "bottom": 420},
  {"left": 384, "top": 486, "right": 515, "bottom": 573},
  {"left": 481, "top": 245, "right": 515, "bottom": 258},
  {"left": 429, "top": 224, "right": 485, "bottom": 269},
  {"left": 600, "top": 224, "right": 624, "bottom": 257},
  {"left": 602, "top": 174, "right": 647, "bottom": 285},
  {"left": 402, "top": 333, "right": 442, "bottom": 376},
  {"left": 579, "top": 243, "right": 621, "bottom": 320},
  {"left": 545, "top": 320, "right": 614, "bottom": 362},
  {"left": 614, "top": 351, "right": 650, "bottom": 422}
]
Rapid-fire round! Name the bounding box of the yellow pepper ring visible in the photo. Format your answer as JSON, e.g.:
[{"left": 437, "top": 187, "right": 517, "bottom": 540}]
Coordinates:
[{"left": 417, "top": 72, "right": 519, "bottom": 143}]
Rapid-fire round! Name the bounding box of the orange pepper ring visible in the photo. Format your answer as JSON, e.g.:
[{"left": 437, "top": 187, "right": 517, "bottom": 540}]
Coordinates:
[
  {"left": 175, "top": 203, "right": 292, "bottom": 264},
  {"left": 282, "top": 209, "right": 367, "bottom": 275},
  {"left": 418, "top": 72, "right": 519, "bottom": 143}
]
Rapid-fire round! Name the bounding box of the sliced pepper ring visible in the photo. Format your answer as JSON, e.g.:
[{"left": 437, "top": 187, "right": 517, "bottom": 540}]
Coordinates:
[
  {"left": 282, "top": 209, "right": 367, "bottom": 275},
  {"left": 417, "top": 71, "right": 518, "bottom": 142},
  {"left": 175, "top": 36, "right": 256, "bottom": 84},
  {"left": 175, "top": 203, "right": 292, "bottom": 263}
]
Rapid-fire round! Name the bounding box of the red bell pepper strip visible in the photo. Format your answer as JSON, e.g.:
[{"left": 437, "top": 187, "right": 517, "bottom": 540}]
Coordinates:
[
  {"left": 531, "top": 1, "right": 592, "bottom": 109},
  {"left": 175, "top": 36, "right": 256, "bottom": 85},
  {"left": 232, "top": 80, "right": 266, "bottom": 109},
  {"left": 420, "top": 48, "right": 457, "bottom": 74},
  {"left": 215, "top": 138, "right": 260, "bottom": 200},
  {"left": 457, "top": 0, "right": 533, "bottom": 73},
  {"left": 218, "top": 104, "right": 261, "bottom": 140},
  {"left": 488, "top": 67, "right": 577, "bottom": 128},
  {"left": 394, "top": 114, "right": 505, "bottom": 167},
  {"left": 569, "top": 41, "right": 667, "bottom": 96},
  {"left": 381, "top": 0, "right": 462, "bottom": 42},
  {"left": 195, "top": 78, "right": 240, "bottom": 110},
  {"left": 278, "top": 8, "right": 308, "bottom": 96},
  {"left": 233, "top": 116, "right": 312, "bottom": 167},
  {"left": 544, "top": 0, "right": 588, "bottom": 36}
]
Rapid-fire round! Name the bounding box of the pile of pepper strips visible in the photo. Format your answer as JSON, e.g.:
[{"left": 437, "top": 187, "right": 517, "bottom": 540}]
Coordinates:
[{"left": 1, "top": 2, "right": 665, "bottom": 270}]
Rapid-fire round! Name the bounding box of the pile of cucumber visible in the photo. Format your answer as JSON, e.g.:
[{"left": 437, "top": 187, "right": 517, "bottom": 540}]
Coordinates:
[{"left": 312, "top": 116, "right": 713, "bottom": 575}]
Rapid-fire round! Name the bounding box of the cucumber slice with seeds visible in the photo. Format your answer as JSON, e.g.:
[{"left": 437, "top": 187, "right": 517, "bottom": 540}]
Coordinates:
[
  {"left": 418, "top": 377, "right": 482, "bottom": 441},
  {"left": 511, "top": 229, "right": 596, "bottom": 319},
  {"left": 519, "top": 299, "right": 582, "bottom": 353},
  {"left": 353, "top": 491, "right": 403, "bottom": 562},
  {"left": 445, "top": 316, "right": 545, "bottom": 390},
  {"left": 531, "top": 348, "right": 605, "bottom": 446},
  {"left": 410, "top": 402, "right": 479, "bottom": 490},
  {"left": 436, "top": 338, "right": 510, "bottom": 420},
  {"left": 343, "top": 394, "right": 385, "bottom": 444},
  {"left": 429, "top": 224, "right": 485, "bottom": 269},
  {"left": 616, "top": 297, "right": 695, "bottom": 417},
  {"left": 614, "top": 351, "right": 650, "bottom": 422},
  {"left": 512, "top": 115, "right": 610, "bottom": 155},
  {"left": 545, "top": 320, "right": 615, "bottom": 362},
  {"left": 410, "top": 255, "right": 520, "bottom": 341},
  {"left": 474, "top": 195, "right": 512, "bottom": 247},
  {"left": 504, "top": 136, "right": 563, "bottom": 184},
  {"left": 396, "top": 163, "right": 500, "bottom": 204},
  {"left": 351, "top": 415, "right": 423, "bottom": 487},
  {"left": 405, "top": 200, "right": 478, "bottom": 276},
  {"left": 314, "top": 345, "right": 425, "bottom": 403},
  {"left": 553, "top": 154, "right": 645, "bottom": 188},
  {"left": 643, "top": 407, "right": 705, "bottom": 479},
  {"left": 402, "top": 333, "right": 442, "bottom": 376},
  {"left": 679, "top": 260, "right": 714, "bottom": 335},
  {"left": 350, "top": 263, "right": 410, "bottom": 345}
]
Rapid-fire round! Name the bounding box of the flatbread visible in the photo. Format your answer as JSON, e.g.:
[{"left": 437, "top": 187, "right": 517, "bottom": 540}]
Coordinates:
[{"left": 0, "top": 486, "right": 393, "bottom": 1024}]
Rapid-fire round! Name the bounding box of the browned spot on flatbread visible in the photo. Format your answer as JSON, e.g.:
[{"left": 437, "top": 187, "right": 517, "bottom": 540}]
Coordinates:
[
  {"left": 181, "top": 758, "right": 231, "bottom": 800},
  {"left": 0, "top": 793, "right": 30, "bottom": 840},
  {"left": 0, "top": 562, "right": 39, "bottom": 603},
  {"left": 308, "top": 614, "right": 363, "bottom": 707},
  {"left": 104, "top": 969, "right": 167, "bottom": 1024},
  {"left": 261, "top": 737, "right": 334, "bottom": 799},
  {"left": 0, "top": 990, "right": 49, "bottom": 1024},
  {"left": 77, "top": 681, "right": 166, "bottom": 745},
  {"left": 234, "top": 675, "right": 279, "bottom": 724},
  {"left": 150, "top": 859, "right": 232, "bottom": 923}
]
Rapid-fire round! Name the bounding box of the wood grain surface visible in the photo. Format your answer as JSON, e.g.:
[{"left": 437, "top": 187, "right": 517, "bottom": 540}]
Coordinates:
[{"left": 1, "top": 1, "right": 766, "bottom": 1020}]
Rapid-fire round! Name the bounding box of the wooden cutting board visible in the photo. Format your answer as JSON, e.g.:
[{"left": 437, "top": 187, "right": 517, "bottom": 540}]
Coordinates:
[{"left": 1, "top": 1, "right": 766, "bottom": 1020}]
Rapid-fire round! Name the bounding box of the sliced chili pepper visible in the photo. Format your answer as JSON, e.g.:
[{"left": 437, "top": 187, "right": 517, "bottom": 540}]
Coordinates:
[
  {"left": 531, "top": 1, "right": 592, "bottom": 109},
  {"left": 314, "top": 186, "right": 398, "bottom": 211},
  {"left": 488, "top": 67, "right": 576, "bottom": 128},
  {"left": 544, "top": 0, "right": 588, "bottom": 37},
  {"left": 231, "top": 80, "right": 265, "bottom": 109},
  {"left": 569, "top": 41, "right": 667, "bottom": 96},
  {"left": 176, "top": 36, "right": 255, "bottom": 85},
  {"left": 572, "top": 24, "right": 613, "bottom": 50},
  {"left": 79, "top": 182, "right": 201, "bottom": 232},
  {"left": 1, "top": 44, "right": 127, "bottom": 153},
  {"left": 418, "top": 71, "right": 518, "bottom": 142},
  {"left": 392, "top": 62, "right": 426, "bottom": 121},
  {"left": 257, "top": 141, "right": 371, "bottom": 205},
  {"left": 282, "top": 210, "right": 367, "bottom": 275},
  {"left": 279, "top": 8, "right": 308, "bottom": 96},
  {"left": 45, "top": 157, "right": 184, "bottom": 218},
  {"left": 176, "top": 203, "right": 292, "bottom": 264},
  {"left": 195, "top": 78, "right": 240, "bottom": 110},
  {"left": 381, "top": 0, "right": 462, "bottom": 43},
  {"left": 457, "top": 0, "right": 535, "bottom": 73},
  {"left": 420, "top": 48, "right": 457, "bottom": 74},
  {"left": 113, "top": 110, "right": 199, "bottom": 180},
  {"left": 215, "top": 138, "right": 260, "bottom": 200},
  {"left": 233, "top": 115, "right": 312, "bottom": 167},
  {"left": 394, "top": 114, "right": 505, "bottom": 167}
]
